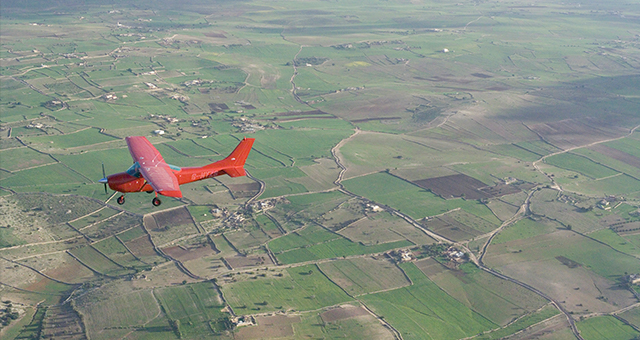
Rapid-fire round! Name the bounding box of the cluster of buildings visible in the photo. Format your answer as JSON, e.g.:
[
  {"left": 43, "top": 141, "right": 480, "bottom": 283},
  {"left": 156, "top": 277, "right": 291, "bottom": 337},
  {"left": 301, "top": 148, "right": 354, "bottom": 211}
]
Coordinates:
[
  {"left": 232, "top": 117, "right": 264, "bottom": 133},
  {"left": 149, "top": 114, "right": 180, "bottom": 124}
]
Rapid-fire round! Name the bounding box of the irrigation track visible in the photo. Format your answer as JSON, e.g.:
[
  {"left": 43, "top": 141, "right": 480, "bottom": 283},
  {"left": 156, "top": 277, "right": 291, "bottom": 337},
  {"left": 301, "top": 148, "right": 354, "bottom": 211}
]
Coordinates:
[
  {"left": 531, "top": 123, "right": 640, "bottom": 192},
  {"left": 329, "top": 132, "right": 589, "bottom": 340},
  {"left": 245, "top": 170, "right": 265, "bottom": 205}
]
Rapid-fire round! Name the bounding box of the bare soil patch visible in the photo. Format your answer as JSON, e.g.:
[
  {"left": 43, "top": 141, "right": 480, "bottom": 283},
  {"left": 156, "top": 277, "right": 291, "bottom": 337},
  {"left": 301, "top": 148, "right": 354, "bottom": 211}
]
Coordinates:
[
  {"left": 41, "top": 303, "right": 85, "bottom": 340},
  {"left": 204, "top": 32, "right": 227, "bottom": 38},
  {"left": 225, "top": 255, "right": 273, "bottom": 268},
  {"left": 479, "top": 183, "right": 523, "bottom": 197},
  {"left": 151, "top": 207, "right": 195, "bottom": 230},
  {"left": 413, "top": 174, "right": 488, "bottom": 200},
  {"left": 260, "top": 110, "right": 330, "bottom": 118},
  {"left": 528, "top": 118, "right": 626, "bottom": 150},
  {"left": 45, "top": 260, "right": 95, "bottom": 283},
  {"left": 351, "top": 117, "right": 402, "bottom": 123},
  {"left": 424, "top": 214, "right": 483, "bottom": 241},
  {"left": 126, "top": 235, "right": 157, "bottom": 257},
  {"left": 162, "top": 244, "right": 216, "bottom": 262},
  {"left": 235, "top": 315, "right": 301, "bottom": 340},
  {"left": 413, "top": 174, "right": 526, "bottom": 200},
  {"left": 414, "top": 258, "right": 446, "bottom": 277},
  {"left": 588, "top": 144, "right": 640, "bottom": 168},
  {"left": 488, "top": 86, "right": 509, "bottom": 91},
  {"left": 227, "top": 183, "right": 260, "bottom": 199},
  {"left": 555, "top": 256, "right": 581, "bottom": 268},
  {"left": 208, "top": 103, "right": 229, "bottom": 112},
  {"left": 321, "top": 305, "right": 369, "bottom": 322},
  {"left": 471, "top": 73, "right": 493, "bottom": 78}
]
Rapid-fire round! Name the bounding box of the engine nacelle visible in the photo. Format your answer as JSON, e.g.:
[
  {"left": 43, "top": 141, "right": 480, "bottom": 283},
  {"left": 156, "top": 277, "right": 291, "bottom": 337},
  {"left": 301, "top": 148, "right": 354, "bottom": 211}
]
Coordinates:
[{"left": 107, "top": 172, "right": 152, "bottom": 193}]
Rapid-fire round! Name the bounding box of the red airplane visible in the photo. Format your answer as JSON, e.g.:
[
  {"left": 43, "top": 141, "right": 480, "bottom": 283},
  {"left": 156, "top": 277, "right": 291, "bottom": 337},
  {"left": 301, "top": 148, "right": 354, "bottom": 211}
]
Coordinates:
[{"left": 99, "top": 136, "right": 255, "bottom": 206}]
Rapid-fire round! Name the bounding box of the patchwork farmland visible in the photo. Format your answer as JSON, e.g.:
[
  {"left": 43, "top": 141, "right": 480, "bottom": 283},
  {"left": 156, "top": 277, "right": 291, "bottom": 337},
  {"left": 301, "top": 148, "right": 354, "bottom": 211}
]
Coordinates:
[{"left": 2, "top": 0, "right": 640, "bottom": 339}]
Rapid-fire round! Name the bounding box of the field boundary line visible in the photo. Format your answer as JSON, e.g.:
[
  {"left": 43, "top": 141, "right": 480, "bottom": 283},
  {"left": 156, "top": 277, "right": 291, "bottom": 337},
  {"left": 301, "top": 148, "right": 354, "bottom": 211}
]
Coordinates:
[
  {"left": 532, "top": 123, "right": 640, "bottom": 192},
  {"left": 115, "top": 235, "right": 148, "bottom": 264},
  {"left": 316, "top": 264, "right": 403, "bottom": 340},
  {"left": 65, "top": 250, "right": 119, "bottom": 279},
  {"left": 78, "top": 211, "right": 125, "bottom": 232},
  {"left": 0, "top": 256, "right": 79, "bottom": 286}
]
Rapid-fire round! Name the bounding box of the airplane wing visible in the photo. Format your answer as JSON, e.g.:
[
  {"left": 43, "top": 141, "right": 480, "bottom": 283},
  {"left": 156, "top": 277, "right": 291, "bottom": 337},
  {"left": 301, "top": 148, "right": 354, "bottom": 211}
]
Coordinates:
[{"left": 125, "top": 136, "right": 182, "bottom": 198}]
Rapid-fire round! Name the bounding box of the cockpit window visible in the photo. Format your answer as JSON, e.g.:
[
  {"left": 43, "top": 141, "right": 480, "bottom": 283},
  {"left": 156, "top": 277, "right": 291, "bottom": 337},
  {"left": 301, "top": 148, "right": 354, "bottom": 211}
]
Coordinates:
[{"left": 126, "top": 162, "right": 141, "bottom": 177}]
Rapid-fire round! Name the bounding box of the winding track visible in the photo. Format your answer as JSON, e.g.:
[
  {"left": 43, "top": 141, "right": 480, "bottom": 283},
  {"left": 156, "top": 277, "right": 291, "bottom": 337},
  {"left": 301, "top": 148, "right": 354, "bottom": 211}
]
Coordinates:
[{"left": 329, "top": 128, "right": 588, "bottom": 340}]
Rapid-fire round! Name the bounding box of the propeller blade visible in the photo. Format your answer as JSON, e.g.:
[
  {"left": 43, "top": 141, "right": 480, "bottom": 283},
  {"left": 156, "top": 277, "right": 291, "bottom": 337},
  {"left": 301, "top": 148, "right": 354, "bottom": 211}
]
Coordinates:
[{"left": 101, "top": 162, "right": 108, "bottom": 195}]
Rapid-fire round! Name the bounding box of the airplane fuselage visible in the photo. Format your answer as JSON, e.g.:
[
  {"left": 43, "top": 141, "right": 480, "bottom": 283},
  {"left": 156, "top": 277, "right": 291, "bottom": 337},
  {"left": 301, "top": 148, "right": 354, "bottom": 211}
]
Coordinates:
[
  {"left": 106, "top": 166, "right": 228, "bottom": 194},
  {"left": 100, "top": 136, "right": 255, "bottom": 206}
]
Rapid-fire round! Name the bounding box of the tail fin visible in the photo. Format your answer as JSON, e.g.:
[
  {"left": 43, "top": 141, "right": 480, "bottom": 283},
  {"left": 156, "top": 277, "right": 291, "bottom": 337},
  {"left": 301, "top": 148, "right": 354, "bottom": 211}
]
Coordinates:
[{"left": 209, "top": 137, "right": 255, "bottom": 177}]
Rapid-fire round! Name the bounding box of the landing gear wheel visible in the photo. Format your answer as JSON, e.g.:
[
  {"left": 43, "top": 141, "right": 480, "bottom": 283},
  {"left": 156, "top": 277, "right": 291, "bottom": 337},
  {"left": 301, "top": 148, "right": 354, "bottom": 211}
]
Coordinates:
[
  {"left": 146, "top": 190, "right": 154, "bottom": 194},
  {"left": 117, "top": 195, "right": 125, "bottom": 205},
  {"left": 152, "top": 197, "right": 162, "bottom": 206}
]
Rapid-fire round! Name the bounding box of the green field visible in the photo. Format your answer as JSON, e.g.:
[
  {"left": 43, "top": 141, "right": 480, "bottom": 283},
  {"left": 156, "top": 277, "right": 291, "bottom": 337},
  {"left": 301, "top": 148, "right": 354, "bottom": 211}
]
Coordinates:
[
  {"left": 360, "top": 262, "right": 497, "bottom": 340},
  {"left": 424, "top": 262, "right": 549, "bottom": 326},
  {"left": 156, "top": 282, "right": 232, "bottom": 337},
  {"left": 223, "top": 264, "right": 353, "bottom": 313},
  {"left": 589, "top": 229, "right": 640, "bottom": 257},
  {"left": 545, "top": 153, "right": 619, "bottom": 179},
  {"left": 319, "top": 258, "right": 411, "bottom": 296},
  {"left": 576, "top": 315, "right": 640, "bottom": 340},
  {"left": 2, "top": 0, "right": 640, "bottom": 339},
  {"left": 274, "top": 238, "right": 412, "bottom": 265},
  {"left": 0, "top": 147, "right": 56, "bottom": 171},
  {"left": 68, "top": 245, "right": 135, "bottom": 277},
  {"left": 343, "top": 172, "right": 500, "bottom": 224},
  {"left": 78, "top": 288, "right": 163, "bottom": 334},
  {"left": 23, "top": 128, "right": 119, "bottom": 149},
  {"left": 488, "top": 229, "right": 640, "bottom": 280},
  {"left": 492, "top": 218, "right": 557, "bottom": 244},
  {"left": 476, "top": 305, "right": 560, "bottom": 340}
]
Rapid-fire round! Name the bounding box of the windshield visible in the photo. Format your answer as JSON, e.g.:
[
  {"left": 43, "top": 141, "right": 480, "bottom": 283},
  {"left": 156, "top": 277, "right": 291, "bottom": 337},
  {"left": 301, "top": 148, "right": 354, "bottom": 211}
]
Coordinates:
[{"left": 126, "top": 162, "right": 141, "bottom": 177}]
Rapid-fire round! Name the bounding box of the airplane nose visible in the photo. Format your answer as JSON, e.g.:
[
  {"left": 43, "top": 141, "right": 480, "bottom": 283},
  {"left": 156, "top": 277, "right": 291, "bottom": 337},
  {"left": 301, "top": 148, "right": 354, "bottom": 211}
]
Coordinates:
[{"left": 98, "top": 177, "right": 108, "bottom": 183}]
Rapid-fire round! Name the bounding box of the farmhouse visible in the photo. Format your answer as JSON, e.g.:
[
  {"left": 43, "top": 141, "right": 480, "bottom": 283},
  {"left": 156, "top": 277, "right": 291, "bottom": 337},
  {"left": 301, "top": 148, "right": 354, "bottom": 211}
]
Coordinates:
[
  {"left": 597, "top": 199, "right": 611, "bottom": 210},
  {"left": 627, "top": 274, "right": 640, "bottom": 285}
]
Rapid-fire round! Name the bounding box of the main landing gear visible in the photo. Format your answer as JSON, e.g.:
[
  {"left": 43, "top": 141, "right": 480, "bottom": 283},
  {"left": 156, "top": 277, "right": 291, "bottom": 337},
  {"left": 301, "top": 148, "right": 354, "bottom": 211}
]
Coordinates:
[{"left": 116, "top": 194, "right": 162, "bottom": 207}]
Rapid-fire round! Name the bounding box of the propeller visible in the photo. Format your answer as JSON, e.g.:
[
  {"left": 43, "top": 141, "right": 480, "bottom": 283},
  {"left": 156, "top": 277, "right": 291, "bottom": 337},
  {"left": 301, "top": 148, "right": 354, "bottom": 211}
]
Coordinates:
[{"left": 99, "top": 162, "right": 108, "bottom": 195}]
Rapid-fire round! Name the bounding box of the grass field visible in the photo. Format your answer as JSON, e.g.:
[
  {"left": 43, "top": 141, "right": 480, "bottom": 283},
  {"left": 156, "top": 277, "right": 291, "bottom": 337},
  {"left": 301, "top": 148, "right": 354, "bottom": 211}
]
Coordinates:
[
  {"left": 589, "top": 229, "right": 640, "bottom": 257},
  {"left": 576, "top": 315, "right": 640, "bottom": 340},
  {"left": 492, "top": 218, "right": 557, "bottom": 245},
  {"left": 343, "top": 172, "right": 500, "bottom": 224},
  {"left": 0, "top": 147, "right": 56, "bottom": 171},
  {"left": 223, "top": 264, "right": 353, "bottom": 313},
  {"left": 475, "top": 305, "right": 560, "bottom": 340},
  {"left": 78, "top": 287, "right": 162, "bottom": 334},
  {"left": 545, "top": 153, "right": 620, "bottom": 179},
  {"left": 318, "top": 257, "right": 411, "bottom": 296},
  {"left": 360, "top": 262, "right": 497, "bottom": 340},
  {"left": 488, "top": 229, "right": 640, "bottom": 280},
  {"left": 3, "top": 0, "right": 640, "bottom": 339},
  {"left": 424, "top": 262, "right": 549, "bottom": 326},
  {"left": 68, "top": 246, "right": 134, "bottom": 277},
  {"left": 156, "top": 282, "right": 231, "bottom": 337},
  {"left": 275, "top": 238, "right": 412, "bottom": 264}
]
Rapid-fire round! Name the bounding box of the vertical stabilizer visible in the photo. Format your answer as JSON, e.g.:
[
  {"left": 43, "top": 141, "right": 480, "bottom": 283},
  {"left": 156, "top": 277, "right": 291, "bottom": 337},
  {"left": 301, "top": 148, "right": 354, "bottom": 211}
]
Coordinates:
[{"left": 207, "top": 137, "right": 255, "bottom": 177}]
